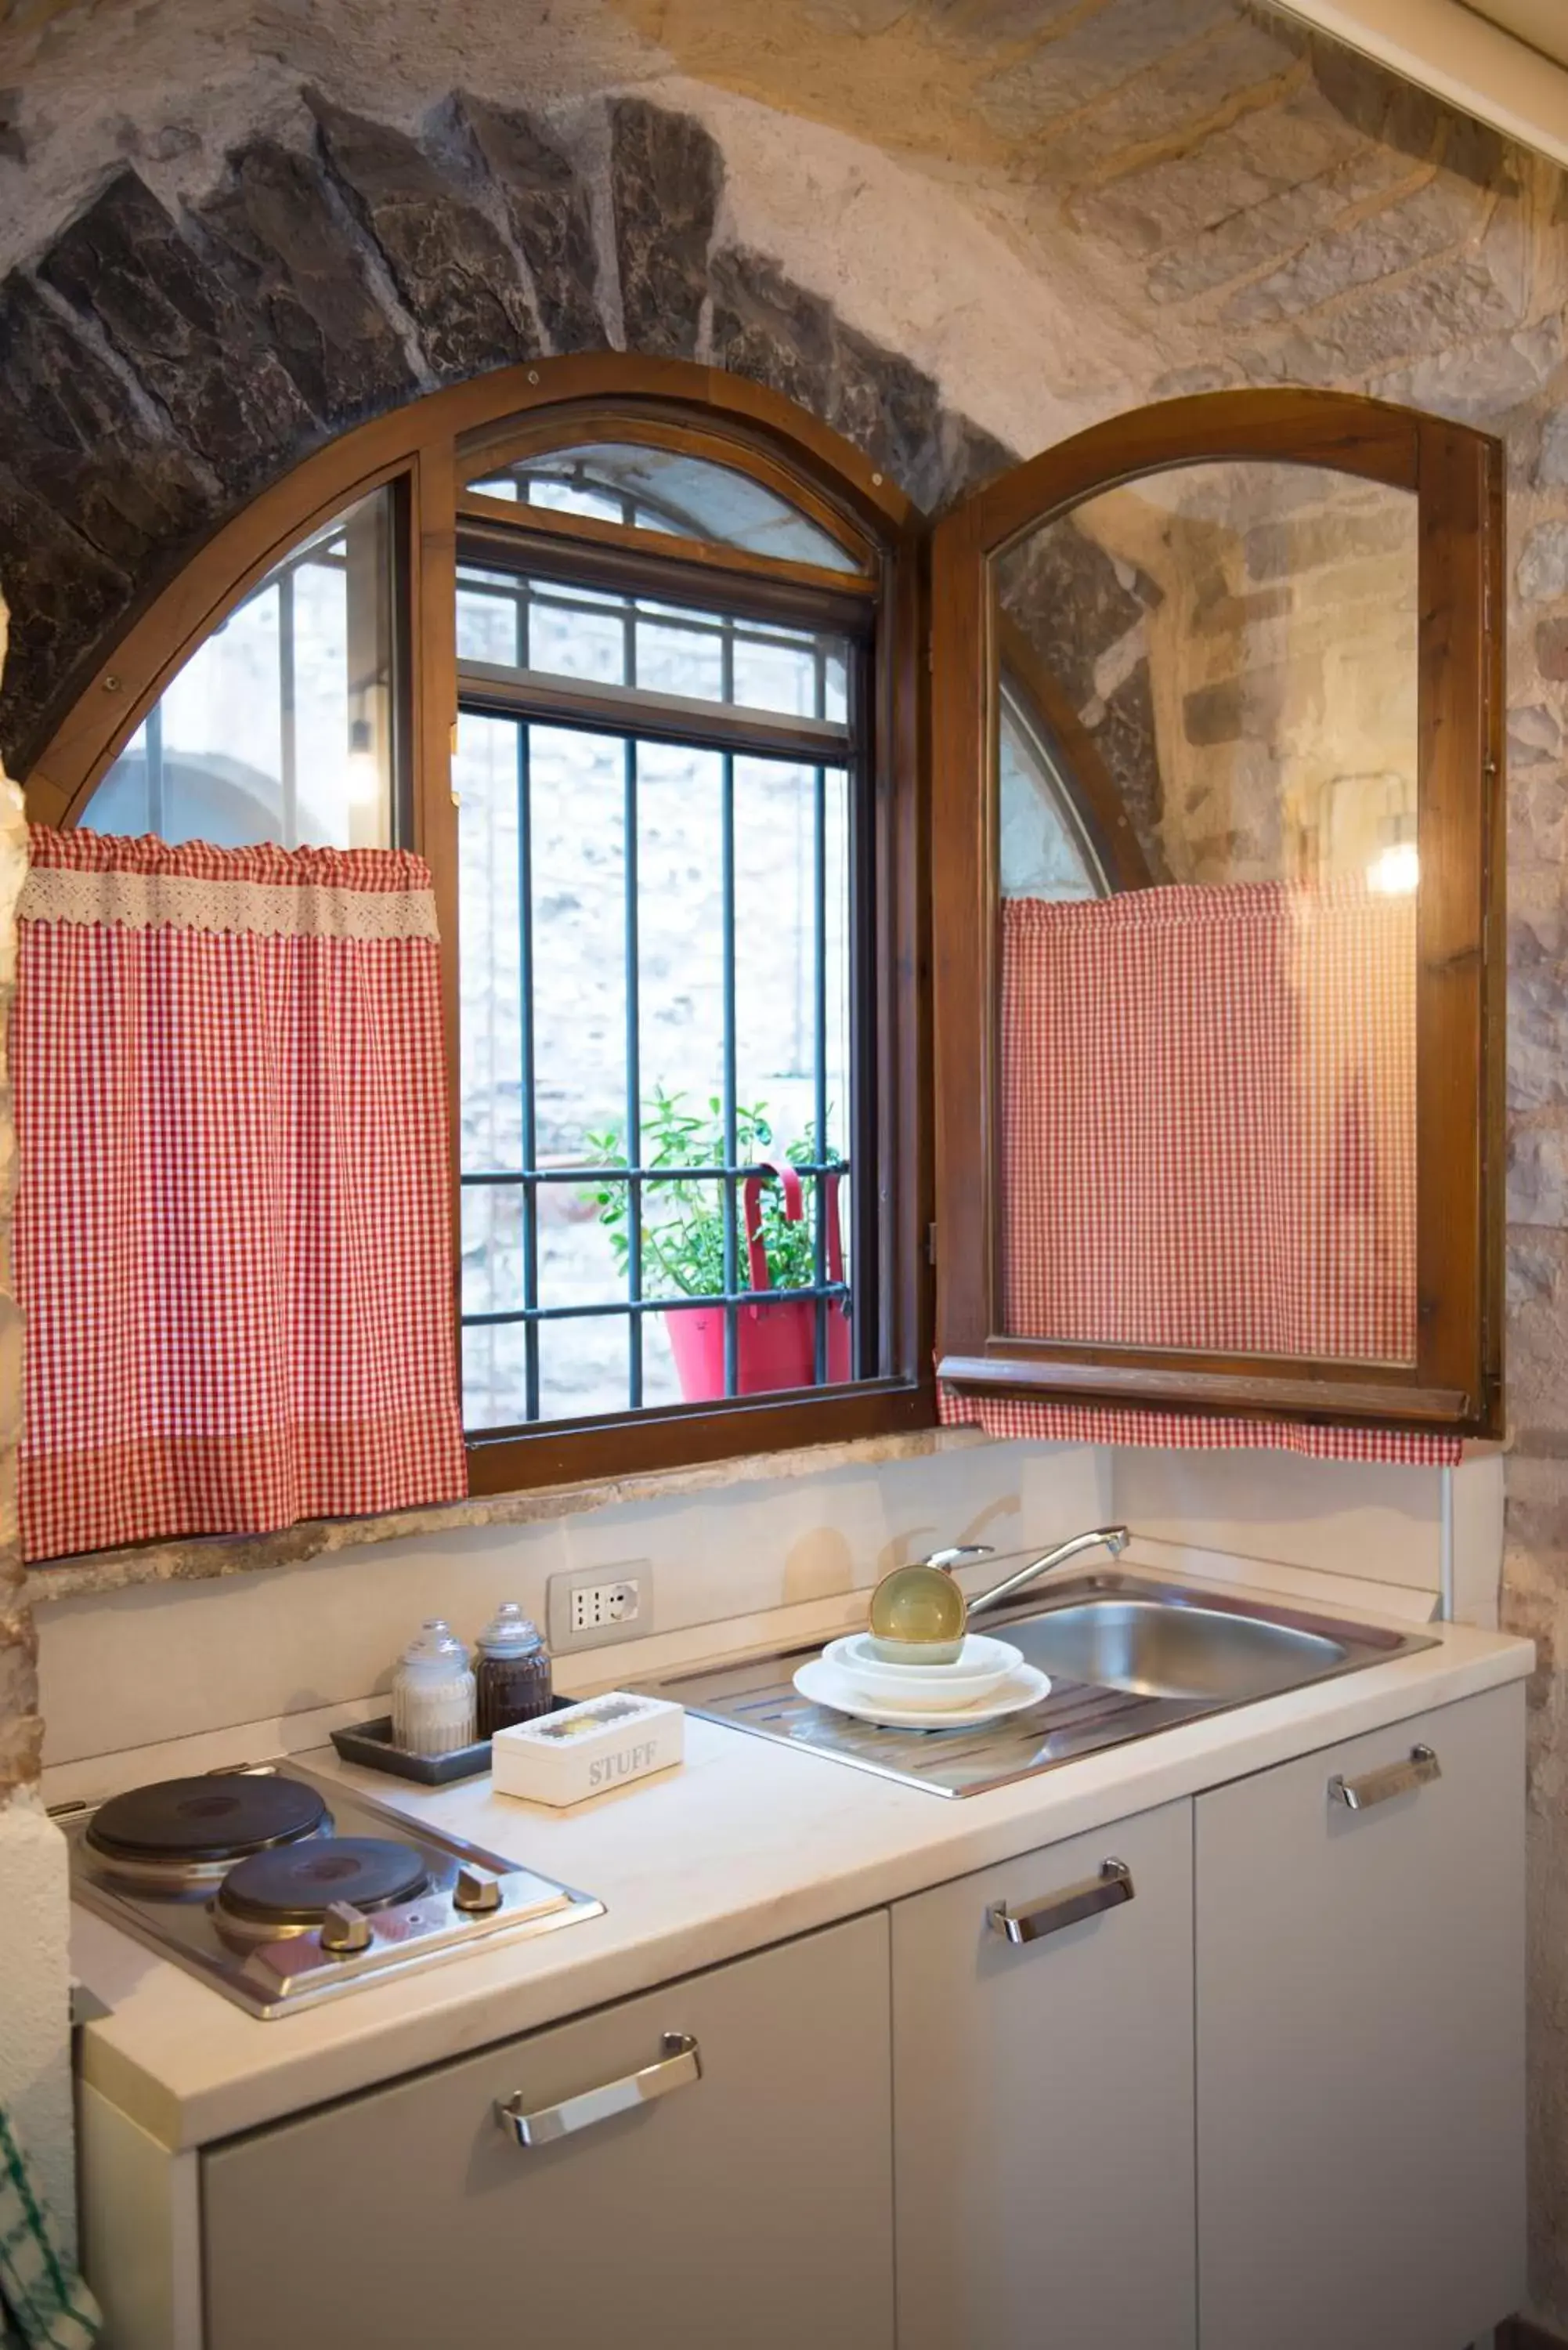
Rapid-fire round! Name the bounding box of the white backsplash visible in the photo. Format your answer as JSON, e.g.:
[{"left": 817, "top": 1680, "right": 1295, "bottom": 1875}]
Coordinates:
[
  {"left": 34, "top": 1438, "right": 1501, "bottom": 1772},
  {"left": 1115, "top": 1447, "right": 1503, "bottom": 1622}
]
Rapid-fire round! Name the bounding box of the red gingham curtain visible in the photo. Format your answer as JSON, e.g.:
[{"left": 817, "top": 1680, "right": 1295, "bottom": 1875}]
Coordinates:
[
  {"left": 1002, "top": 881, "right": 1416, "bottom": 1358},
  {"left": 13, "top": 830, "right": 468, "bottom": 1563},
  {"left": 937, "top": 1386, "right": 1461, "bottom": 1467},
  {"left": 941, "top": 878, "right": 1458, "bottom": 1468}
]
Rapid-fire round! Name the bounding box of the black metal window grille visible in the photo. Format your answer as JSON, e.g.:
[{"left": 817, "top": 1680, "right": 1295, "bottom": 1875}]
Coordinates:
[{"left": 455, "top": 525, "right": 873, "bottom": 1436}]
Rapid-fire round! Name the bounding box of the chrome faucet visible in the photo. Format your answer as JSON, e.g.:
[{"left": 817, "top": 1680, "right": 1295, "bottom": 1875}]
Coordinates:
[{"left": 922, "top": 1526, "right": 1131, "bottom": 1620}]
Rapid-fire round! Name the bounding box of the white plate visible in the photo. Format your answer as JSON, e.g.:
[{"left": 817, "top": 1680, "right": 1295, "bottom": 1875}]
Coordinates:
[
  {"left": 794, "top": 1654, "right": 1051, "bottom": 1730},
  {"left": 823, "top": 1632, "right": 1023, "bottom": 1709}
]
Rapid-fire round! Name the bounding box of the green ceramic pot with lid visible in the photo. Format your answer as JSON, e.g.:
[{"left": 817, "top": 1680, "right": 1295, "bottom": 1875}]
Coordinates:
[{"left": 866, "top": 1563, "right": 968, "bottom": 1665}]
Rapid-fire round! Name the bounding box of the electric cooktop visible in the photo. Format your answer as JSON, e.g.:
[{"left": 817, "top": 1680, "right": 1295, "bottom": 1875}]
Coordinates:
[{"left": 57, "top": 1761, "right": 604, "bottom": 2018}]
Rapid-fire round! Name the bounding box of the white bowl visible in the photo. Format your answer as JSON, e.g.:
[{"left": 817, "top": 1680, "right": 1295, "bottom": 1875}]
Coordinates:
[
  {"left": 824, "top": 1632, "right": 1024, "bottom": 1710},
  {"left": 796, "top": 1654, "right": 1050, "bottom": 1730},
  {"left": 864, "top": 1632, "right": 967, "bottom": 1667}
]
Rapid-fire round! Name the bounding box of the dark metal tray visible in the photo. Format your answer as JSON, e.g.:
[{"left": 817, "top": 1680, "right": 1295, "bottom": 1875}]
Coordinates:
[
  {"left": 329, "top": 1716, "right": 493, "bottom": 1784},
  {"left": 331, "top": 1697, "right": 574, "bottom": 1785}
]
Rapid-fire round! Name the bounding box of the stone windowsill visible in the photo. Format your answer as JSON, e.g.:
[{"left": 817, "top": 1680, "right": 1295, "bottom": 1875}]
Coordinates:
[{"left": 22, "top": 1426, "right": 992, "bottom": 1604}]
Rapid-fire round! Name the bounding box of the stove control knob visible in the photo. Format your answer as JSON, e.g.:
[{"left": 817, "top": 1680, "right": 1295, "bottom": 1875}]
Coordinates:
[
  {"left": 320, "top": 1901, "right": 374, "bottom": 1955},
  {"left": 454, "top": 1864, "right": 503, "bottom": 1915}
]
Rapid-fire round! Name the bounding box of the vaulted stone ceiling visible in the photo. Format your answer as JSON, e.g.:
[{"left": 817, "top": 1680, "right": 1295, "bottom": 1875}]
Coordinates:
[
  {"left": 603, "top": 0, "right": 1545, "bottom": 407},
  {"left": 0, "top": 0, "right": 1559, "bottom": 762},
  {"left": 0, "top": 0, "right": 1549, "bottom": 432}
]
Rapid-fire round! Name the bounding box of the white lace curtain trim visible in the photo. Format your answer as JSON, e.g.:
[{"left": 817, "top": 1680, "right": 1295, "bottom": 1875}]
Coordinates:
[{"left": 19, "top": 866, "right": 439, "bottom": 942}]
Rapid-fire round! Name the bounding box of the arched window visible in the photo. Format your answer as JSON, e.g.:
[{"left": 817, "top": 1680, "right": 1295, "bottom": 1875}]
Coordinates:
[{"left": 37, "top": 357, "right": 930, "bottom": 1499}]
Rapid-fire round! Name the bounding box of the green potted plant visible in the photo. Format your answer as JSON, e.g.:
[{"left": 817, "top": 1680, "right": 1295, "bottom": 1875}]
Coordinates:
[{"left": 586, "top": 1090, "right": 849, "bottom": 1400}]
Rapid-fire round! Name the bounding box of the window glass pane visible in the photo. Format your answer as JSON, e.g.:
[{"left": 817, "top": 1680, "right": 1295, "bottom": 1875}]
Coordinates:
[
  {"left": 456, "top": 562, "right": 853, "bottom": 732},
  {"left": 465, "top": 440, "right": 862, "bottom": 573},
  {"left": 533, "top": 1319, "right": 623, "bottom": 1425},
  {"left": 529, "top": 595, "right": 627, "bottom": 687},
  {"left": 457, "top": 710, "right": 859, "bottom": 1428},
  {"left": 991, "top": 458, "right": 1419, "bottom": 1367},
  {"left": 529, "top": 725, "right": 628, "bottom": 1164},
  {"left": 733, "top": 757, "right": 851, "bottom": 1162},
  {"left": 462, "top": 1321, "right": 528, "bottom": 1434},
  {"left": 457, "top": 569, "right": 523, "bottom": 668},
  {"left": 461, "top": 1184, "right": 522, "bottom": 1322},
  {"left": 81, "top": 486, "right": 399, "bottom": 849},
  {"left": 455, "top": 713, "right": 523, "bottom": 1178},
  {"left": 636, "top": 616, "right": 724, "bottom": 701},
  {"left": 524, "top": 479, "right": 629, "bottom": 527},
  {"left": 636, "top": 740, "right": 725, "bottom": 1128},
  {"left": 999, "top": 694, "right": 1105, "bottom": 902},
  {"left": 730, "top": 632, "right": 847, "bottom": 721}
]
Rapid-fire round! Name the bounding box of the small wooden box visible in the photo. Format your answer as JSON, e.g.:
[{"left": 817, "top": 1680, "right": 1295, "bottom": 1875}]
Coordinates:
[{"left": 491, "top": 1691, "right": 685, "bottom": 1807}]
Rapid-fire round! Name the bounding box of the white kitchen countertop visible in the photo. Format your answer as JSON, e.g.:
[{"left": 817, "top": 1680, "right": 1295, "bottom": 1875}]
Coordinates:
[{"left": 69, "top": 1559, "right": 1534, "bottom": 2154}]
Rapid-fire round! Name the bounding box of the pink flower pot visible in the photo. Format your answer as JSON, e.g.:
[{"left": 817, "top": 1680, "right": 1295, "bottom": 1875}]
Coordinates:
[{"left": 663, "top": 1160, "right": 849, "bottom": 1403}]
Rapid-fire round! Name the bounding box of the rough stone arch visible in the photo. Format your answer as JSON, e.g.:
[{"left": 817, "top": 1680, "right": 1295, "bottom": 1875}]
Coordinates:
[{"left": 0, "top": 90, "right": 1012, "bottom": 776}]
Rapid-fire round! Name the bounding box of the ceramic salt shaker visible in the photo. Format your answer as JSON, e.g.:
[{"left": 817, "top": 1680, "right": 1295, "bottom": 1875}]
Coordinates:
[{"left": 392, "top": 1619, "right": 476, "bottom": 1757}]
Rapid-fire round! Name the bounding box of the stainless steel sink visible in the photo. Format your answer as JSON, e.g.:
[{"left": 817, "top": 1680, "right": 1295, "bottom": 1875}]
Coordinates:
[
  {"left": 1004, "top": 1596, "right": 1348, "bottom": 1704},
  {"left": 638, "top": 1572, "right": 1436, "bottom": 1799}
]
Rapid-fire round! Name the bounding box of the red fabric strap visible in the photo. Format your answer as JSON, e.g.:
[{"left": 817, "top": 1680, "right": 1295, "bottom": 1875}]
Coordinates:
[{"left": 937, "top": 1384, "right": 1462, "bottom": 1468}]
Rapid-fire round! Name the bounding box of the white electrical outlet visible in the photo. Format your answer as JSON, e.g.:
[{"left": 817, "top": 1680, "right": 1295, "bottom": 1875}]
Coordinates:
[
  {"left": 569, "top": 1580, "right": 639, "bottom": 1635},
  {"left": 547, "top": 1563, "right": 652, "bottom": 1654}
]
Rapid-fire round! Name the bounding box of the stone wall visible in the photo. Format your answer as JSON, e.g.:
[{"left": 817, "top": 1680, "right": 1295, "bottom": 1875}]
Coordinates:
[
  {"left": 5, "top": 0, "right": 1568, "bottom": 2319},
  {"left": 0, "top": 89, "right": 1009, "bottom": 776}
]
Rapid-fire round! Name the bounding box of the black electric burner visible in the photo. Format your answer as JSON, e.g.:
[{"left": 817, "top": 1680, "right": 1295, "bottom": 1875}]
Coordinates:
[
  {"left": 219, "top": 1837, "right": 428, "bottom": 1930},
  {"left": 88, "top": 1773, "right": 328, "bottom": 1866},
  {"left": 60, "top": 1762, "right": 605, "bottom": 2019}
]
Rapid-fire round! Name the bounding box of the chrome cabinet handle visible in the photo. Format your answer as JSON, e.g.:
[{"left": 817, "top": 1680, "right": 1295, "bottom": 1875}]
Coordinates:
[
  {"left": 987, "top": 1859, "right": 1134, "bottom": 1944},
  {"left": 497, "top": 2032, "right": 702, "bottom": 2147},
  {"left": 1328, "top": 1744, "right": 1440, "bottom": 1812}
]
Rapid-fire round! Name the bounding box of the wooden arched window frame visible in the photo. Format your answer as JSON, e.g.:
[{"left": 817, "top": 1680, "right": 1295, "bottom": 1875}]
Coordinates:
[
  {"left": 930, "top": 389, "right": 1505, "bottom": 1438},
  {"left": 26, "top": 356, "right": 934, "bottom": 1500}
]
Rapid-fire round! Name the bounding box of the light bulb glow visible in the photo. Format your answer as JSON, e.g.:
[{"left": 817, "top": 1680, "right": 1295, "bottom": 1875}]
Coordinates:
[
  {"left": 1366, "top": 841, "right": 1418, "bottom": 896},
  {"left": 344, "top": 747, "right": 381, "bottom": 811}
]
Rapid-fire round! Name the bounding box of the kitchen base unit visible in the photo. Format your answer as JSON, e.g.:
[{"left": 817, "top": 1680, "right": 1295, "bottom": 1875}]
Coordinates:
[
  {"left": 201, "top": 1913, "right": 894, "bottom": 2350},
  {"left": 883, "top": 1687, "right": 1523, "bottom": 2350},
  {"left": 72, "top": 1661, "right": 1530, "bottom": 2350},
  {"left": 1195, "top": 1681, "right": 1526, "bottom": 2350},
  {"left": 891, "top": 1797, "right": 1197, "bottom": 2350}
]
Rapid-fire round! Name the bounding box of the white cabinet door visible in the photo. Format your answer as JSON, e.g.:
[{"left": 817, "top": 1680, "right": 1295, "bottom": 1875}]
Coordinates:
[
  {"left": 1196, "top": 1683, "right": 1526, "bottom": 2350},
  {"left": 203, "top": 1913, "right": 894, "bottom": 2350},
  {"left": 892, "top": 1799, "right": 1196, "bottom": 2350}
]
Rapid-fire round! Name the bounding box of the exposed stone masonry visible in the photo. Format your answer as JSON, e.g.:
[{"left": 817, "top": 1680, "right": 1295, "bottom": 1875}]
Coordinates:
[
  {"left": 197, "top": 139, "right": 420, "bottom": 422},
  {"left": 0, "top": 93, "right": 1006, "bottom": 777},
  {"left": 451, "top": 98, "right": 603, "bottom": 356},
  {"left": 609, "top": 97, "right": 722, "bottom": 358}
]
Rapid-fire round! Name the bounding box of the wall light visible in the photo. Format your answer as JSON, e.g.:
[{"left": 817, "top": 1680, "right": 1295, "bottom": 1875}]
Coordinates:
[
  {"left": 1366, "top": 839, "right": 1419, "bottom": 895},
  {"left": 344, "top": 715, "right": 381, "bottom": 811}
]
